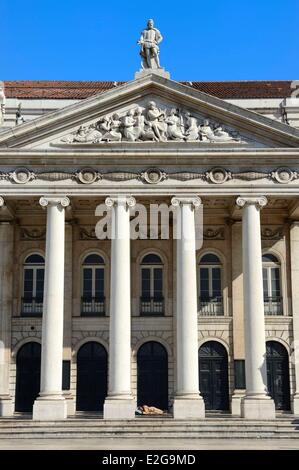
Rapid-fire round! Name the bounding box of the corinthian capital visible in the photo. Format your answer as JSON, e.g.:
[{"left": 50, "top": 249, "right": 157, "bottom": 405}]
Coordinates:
[
  {"left": 236, "top": 196, "right": 268, "bottom": 210},
  {"left": 39, "top": 196, "right": 70, "bottom": 209},
  {"left": 105, "top": 196, "right": 136, "bottom": 209},
  {"left": 171, "top": 196, "right": 202, "bottom": 209}
]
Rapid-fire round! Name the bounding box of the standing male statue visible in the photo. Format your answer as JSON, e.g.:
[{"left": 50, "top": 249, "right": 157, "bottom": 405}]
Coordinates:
[{"left": 138, "top": 19, "right": 163, "bottom": 70}]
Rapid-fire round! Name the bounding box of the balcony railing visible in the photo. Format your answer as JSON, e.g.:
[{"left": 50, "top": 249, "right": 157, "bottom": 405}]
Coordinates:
[
  {"left": 81, "top": 296, "right": 105, "bottom": 316},
  {"left": 264, "top": 296, "right": 283, "bottom": 315},
  {"left": 140, "top": 296, "right": 164, "bottom": 316},
  {"left": 21, "top": 297, "right": 43, "bottom": 317},
  {"left": 198, "top": 296, "right": 224, "bottom": 316}
]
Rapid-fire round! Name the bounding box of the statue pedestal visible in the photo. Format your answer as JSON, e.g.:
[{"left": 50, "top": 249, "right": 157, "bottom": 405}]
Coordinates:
[{"left": 135, "top": 68, "right": 170, "bottom": 80}]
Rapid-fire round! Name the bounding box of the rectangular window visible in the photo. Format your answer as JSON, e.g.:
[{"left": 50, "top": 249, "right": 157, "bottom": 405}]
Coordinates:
[
  {"left": 23, "top": 269, "right": 34, "bottom": 299},
  {"left": 263, "top": 267, "right": 268, "bottom": 299},
  {"left": 141, "top": 268, "right": 151, "bottom": 298},
  {"left": 200, "top": 267, "right": 209, "bottom": 299},
  {"left": 153, "top": 268, "right": 163, "bottom": 298},
  {"left": 212, "top": 267, "right": 221, "bottom": 298},
  {"left": 95, "top": 268, "right": 104, "bottom": 298},
  {"left": 271, "top": 267, "right": 281, "bottom": 298},
  {"left": 83, "top": 268, "right": 93, "bottom": 298},
  {"left": 36, "top": 269, "right": 44, "bottom": 300}
]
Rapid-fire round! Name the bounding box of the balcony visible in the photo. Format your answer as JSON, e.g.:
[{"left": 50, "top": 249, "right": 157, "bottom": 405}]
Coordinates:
[
  {"left": 198, "top": 296, "right": 223, "bottom": 316},
  {"left": 81, "top": 296, "right": 105, "bottom": 316},
  {"left": 264, "top": 296, "right": 283, "bottom": 315},
  {"left": 21, "top": 297, "right": 43, "bottom": 317},
  {"left": 140, "top": 297, "right": 164, "bottom": 316}
]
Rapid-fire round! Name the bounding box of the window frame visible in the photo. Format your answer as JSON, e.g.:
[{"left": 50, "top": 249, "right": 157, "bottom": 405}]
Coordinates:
[
  {"left": 262, "top": 253, "right": 283, "bottom": 316},
  {"left": 139, "top": 252, "right": 164, "bottom": 316},
  {"left": 197, "top": 252, "right": 224, "bottom": 316},
  {"left": 21, "top": 253, "right": 45, "bottom": 317},
  {"left": 198, "top": 254, "right": 222, "bottom": 300},
  {"left": 140, "top": 252, "right": 164, "bottom": 299},
  {"left": 80, "top": 252, "right": 106, "bottom": 317}
]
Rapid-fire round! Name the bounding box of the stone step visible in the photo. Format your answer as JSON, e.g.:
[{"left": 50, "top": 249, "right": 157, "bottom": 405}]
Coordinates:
[
  {"left": 0, "top": 431, "right": 299, "bottom": 439},
  {"left": 1, "top": 418, "right": 299, "bottom": 439},
  {"left": 1, "top": 418, "right": 298, "bottom": 435}
]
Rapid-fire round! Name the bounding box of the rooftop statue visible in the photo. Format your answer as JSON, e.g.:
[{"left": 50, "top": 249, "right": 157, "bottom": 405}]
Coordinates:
[{"left": 137, "top": 19, "right": 163, "bottom": 70}]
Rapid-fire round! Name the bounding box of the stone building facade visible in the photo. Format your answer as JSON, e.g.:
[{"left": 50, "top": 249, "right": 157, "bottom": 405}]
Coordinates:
[{"left": 0, "top": 75, "right": 299, "bottom": 420}]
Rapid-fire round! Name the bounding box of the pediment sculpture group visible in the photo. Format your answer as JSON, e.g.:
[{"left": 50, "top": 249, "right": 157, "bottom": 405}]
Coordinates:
[{"left": 62, "top": 101, "right": 242, "bottom": 144}]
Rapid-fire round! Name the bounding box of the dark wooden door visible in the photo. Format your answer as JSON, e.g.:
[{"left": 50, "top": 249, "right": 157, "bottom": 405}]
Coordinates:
[
  {"left": 76, "top": 342, "right": 107, "bottom": 412},
  {"left": 266, "top": 341, "right": 290, "bottom": 410},
  {"left": 15, "top": 342, "right": 41, "bottom": 412},
  {"left": 199, "top": 341, "right": 229, "bottom": 410},
  {"left": 137, "top": 341, "right": 168, "bottom": 410}
]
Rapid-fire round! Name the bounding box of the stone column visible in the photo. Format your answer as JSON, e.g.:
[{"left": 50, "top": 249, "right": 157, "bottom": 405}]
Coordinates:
[
  {"left": 231, "top": 221, "right": 246, "bottom": 416},
  {"left": 103, "top": 196, "right": 136, "bottom": 419},
  {"left": 236, "top": 196, "right": 275, "bottom": 419},
  {"left": 0, "top": 198, "right": 14, "bottom": 416},
  {"left": 33, "top": 196, "right": 70, "bottom": 420},
  {"left": 290, "top": 222, "right": 299, "bottom": 415},
  {"left": 62, "top": 221, "right": 75, "bottom": 415},
  {"left": 171, "top": 196, "right": 205, "bottom": 419}
]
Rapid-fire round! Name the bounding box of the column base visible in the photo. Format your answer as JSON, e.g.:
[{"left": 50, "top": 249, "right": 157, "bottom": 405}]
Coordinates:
[
  {"left": 292, "top": 393, "right": 299, "bottom": 416},
  {"left": 103, "top": 398, "right": 136, "bottom": 420},
  {"left": 231, "top": 390, "right": 246, "bottom": 417},
  {"left": 173, "top": 396, "right": 205, "bottom": 419},
  {"left": 0, "top": 395, "right": 13, "bottom": 416},
  {"left": 241, "top": 395, "right": 275, "bottom": 420},
  {"left": 33, "top": 397, "right": 67, "bottom": 421}
]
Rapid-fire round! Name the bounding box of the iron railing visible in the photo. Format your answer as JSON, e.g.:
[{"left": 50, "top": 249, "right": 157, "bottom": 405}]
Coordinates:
[
  {"left": 264, "top": 296, "right": 283, "bottom": 315},
  {"left": 21, "top": 297, "right": 43, "bottom": 317},
  {"left": 140, "top": 296, "right": 164, "bottom": 316},
  {"left": 198, "top": 296, "right": 224, "bottom": 316},
  {"left": 81, "top": 296, "right": 105, "bottom": 316}
]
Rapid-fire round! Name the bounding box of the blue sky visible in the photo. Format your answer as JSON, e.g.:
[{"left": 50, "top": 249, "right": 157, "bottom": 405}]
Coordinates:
[{"left": 2, "top": 0, "right": 299, "bottom": 81}]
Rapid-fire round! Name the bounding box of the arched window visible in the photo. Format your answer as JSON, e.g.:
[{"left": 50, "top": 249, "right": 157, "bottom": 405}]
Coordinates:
[
  {"left": 198, "top": 253, "right": 223, "bottom": 315},
  {"left": 140, "top": 253, "right": 164, "bottom": 316},
  {"left": 21, "top": 254, "right": 44, "bottom": 317},
  {"left": 81, "top": 253, "right": 105, "bottom": 316},
  {"left": 262, "top": 253, "right": 282, "bottom": 315}
]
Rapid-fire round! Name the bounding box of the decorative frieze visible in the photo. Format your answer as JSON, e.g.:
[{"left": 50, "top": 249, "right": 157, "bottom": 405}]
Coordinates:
[
  {"left": 1, "top": 166, "right": 299, "bottom": 185},
  {"left": 140, "top": 168, "right": 167, "bottom": 184}
]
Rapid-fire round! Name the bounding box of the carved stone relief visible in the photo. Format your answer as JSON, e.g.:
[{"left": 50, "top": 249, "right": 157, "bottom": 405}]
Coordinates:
[
  {"left": 203, "top": 227, "right": 225, "bottom": 240},
  {"left": 20, "top": 227, "right": 46, "bottom": 240},
  {"left": 261, "top": 227, "right": 284, "bottom": 240},
  {"left": 59, "top": 101, "right": 245, "bottom": 144}
]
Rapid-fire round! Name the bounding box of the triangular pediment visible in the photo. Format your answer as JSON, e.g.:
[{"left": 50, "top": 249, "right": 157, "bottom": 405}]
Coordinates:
[{"left": 1, "top": 74, "right": 299, "bottom": 149}]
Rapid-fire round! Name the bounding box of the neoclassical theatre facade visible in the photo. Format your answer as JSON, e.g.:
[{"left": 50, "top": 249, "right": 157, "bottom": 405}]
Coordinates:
[{"left": 0, "top": 74, "right": 299, "bottom": 420}]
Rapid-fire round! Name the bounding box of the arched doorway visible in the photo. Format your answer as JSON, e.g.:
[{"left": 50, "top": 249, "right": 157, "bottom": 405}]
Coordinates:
[
  {"left": 15, "top": 342, "right": 41, "bottom": 412},
  {"left": 266, "top": 341, "right": 290, "bottom": 410},
  {"left": 76, "top": 342, "right": 107, "bottom": 412},
  {"left": 137, "top": 341, "right": 168, "bottom": 410},
  {"left": 199, "top": 341, "right": 229, "bottom": 411}
]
